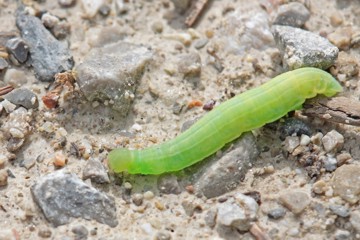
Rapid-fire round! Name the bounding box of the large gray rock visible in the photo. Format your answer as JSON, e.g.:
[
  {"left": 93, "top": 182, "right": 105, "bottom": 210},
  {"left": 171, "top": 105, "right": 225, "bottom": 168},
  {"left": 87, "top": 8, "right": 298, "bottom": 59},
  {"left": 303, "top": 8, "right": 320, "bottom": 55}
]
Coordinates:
[
  {"left": 193, "top": 133, "right": 259, "bottom": 198},
  {"left": 16, "top": 10, "right": 74, "bottom": 82},
  {"left": 272, "top": 25, "right": 338, "bottom": 70},
  {"left": 75, "top": 41, "right": 152, "bottom": 115},
  {"left": 31, "top": 170, "right": 118, "bottom": 227}
]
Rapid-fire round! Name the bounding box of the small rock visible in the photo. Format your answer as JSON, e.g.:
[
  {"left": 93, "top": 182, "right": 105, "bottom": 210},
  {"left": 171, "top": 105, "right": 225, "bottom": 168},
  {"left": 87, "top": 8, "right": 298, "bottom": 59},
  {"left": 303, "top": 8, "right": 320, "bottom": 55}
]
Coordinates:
[
  {"left": 323, "top": 156, "right": 338, "bottom": 172},
  {"left": 1, "top": 99, "right": 17, "bottom": 113},
  {"left": 53, "top": 152, "right": 67, "bottom": 168},
  {"left": 151, "top": 21, "right": 163, "bottom": 34},
  {"left": 181, "top": 199, "right": 203, "bottom": 216},
  {"left": 272, "top": 25, "right": 338, "bottom": 70},
  {"left": 31, "top": 170, "right": 118, "bottom": 227},
  {"left": 336, "top": 153, "right": 352, "bottom": 166},
  {"left": 52, "top": 21, "right": 71, "bottom": 39},
  {"left": 178, "top": 52, "right": 202, "bottom": 78},
  {"left": 204, "top": 209, "right": 217, "bottom": 228},
  {"left": 0, "top": 57, "right": 8, "bottom": 70},
  {"left": 322, "top": 130, "right": 344, "bottom": 153},
  {"left": 20, "top": 158, "right": 36, "bottom": 170},
  {"left": 75, "top": 41, "right": 152, "bottom": 115},
  {"left": 157, "top": 174, "right": 181, "bottom": 194},
  {"left": 16, "top": 11, "right": 74, "bottom": 81},
  {"left": 334, "top": 229, "right": 351, "bottom": 240},
  {"left": 72, "top": 225, "right": 88, "bottom": 240},
  {"left": 143, "top": 191, "right": 155, "bottom": 200},
  {"left": 194, "top": 38, "right": 209, "bottom": 49},
  {"left": 82, "top": 158, "right": 110, "bottom": 184},
  {"left": 0, "top": 169, "right": 8, "bottom": 186},
  {"left": 6, "top": 37, "right": 29, "bottom": 63},
  {"left": 194, "top": 133, "right": 259, "bottom": 198},
  {"left": 216, "top": 194, "right": 258, "bottom": 232},
  {"left": 328, "top": 27, "right": 353, "bottom": 50},
  {"left": 0, "top": 154, "right": 8, "bottom": 168},
  {"left": 331, "top": 51, "right": 359, "bottom": 79},
  {"left": 58, "top": 0, "right": 76, "bottom": 8},
  {"left": 267, "top": 207, "right": 286, "bottom": 219},
  {"left": 284, "top": 136, "right": 300, "bottom": 153},
  {"left": 311, "top": 132, "right": 324, "bottom": 145},
  {"left": 3, "top": 68, "right": 28, "bottom": 87},
  {"left": 98, "top": 4, "right": 111, "bottom": 16},
  {"left": 350, "top": 210, "right": 360, "bottom": 233},
  {"left": 332, "top": 164, "right": 360, "bottom": 204},
  {"left": 300, "top": 134, "right": 311, "bottom": 146},
  {"left": 279, "top": 191, "right": 310, "bottom": 214},
  {"left": 41, "top": 13, "right": 59, "bottom": 29},
  {"left": 81, "top": 0, "right": 105, "bottom": 18},
  {"left": 38, "top": 226, "right": 52, "bottom": 238},
  {"left": 279, "top": 118, "right": 311, "bottom": 141},
  {"left": 272, "top": 2, "right": 310, "bottom": 27},
  {"left": 3, "top": 88, "right": 38, "bottom": 109},
  {"left": 312, "top": 180, "right": 328, "bottom": 194},
  {"left": 155, "top": 231, "right": 171, "bottom": 240},
  {"left": 329, "top": 204, "right": 350, "bottom": 218},
  {"left": 132, "top": 193, "right": 144, "bottom": 206}
]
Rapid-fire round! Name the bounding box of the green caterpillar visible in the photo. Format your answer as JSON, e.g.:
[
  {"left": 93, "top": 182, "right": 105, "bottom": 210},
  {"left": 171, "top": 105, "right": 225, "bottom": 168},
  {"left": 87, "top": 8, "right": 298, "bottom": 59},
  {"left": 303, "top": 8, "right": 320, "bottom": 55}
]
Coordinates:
[{"left": 108, "top": 67, "right": 342, "bottom": 174}]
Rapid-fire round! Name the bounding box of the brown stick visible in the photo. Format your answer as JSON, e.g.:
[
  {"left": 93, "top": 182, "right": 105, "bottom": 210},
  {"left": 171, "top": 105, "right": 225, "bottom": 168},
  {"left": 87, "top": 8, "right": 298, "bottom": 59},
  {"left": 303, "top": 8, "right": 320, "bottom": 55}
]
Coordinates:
[{"left": 185, "top": 0, "right": 208, "bottom": 27}]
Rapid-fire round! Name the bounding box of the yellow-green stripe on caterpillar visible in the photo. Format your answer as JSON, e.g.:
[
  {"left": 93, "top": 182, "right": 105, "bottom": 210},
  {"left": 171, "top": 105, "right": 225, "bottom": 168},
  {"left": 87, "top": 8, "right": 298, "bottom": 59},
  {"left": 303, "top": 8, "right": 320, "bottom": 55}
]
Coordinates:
[{"left": 108, "top": 67, "right": 342, "bottom": 175}]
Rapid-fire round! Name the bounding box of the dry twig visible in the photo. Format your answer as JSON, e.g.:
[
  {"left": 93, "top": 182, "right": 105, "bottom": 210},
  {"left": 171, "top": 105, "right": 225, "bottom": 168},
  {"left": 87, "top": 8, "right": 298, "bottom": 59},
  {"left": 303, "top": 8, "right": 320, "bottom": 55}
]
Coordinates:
[{"left": 185, "top": 0, "right": 208, "bottom": 27}]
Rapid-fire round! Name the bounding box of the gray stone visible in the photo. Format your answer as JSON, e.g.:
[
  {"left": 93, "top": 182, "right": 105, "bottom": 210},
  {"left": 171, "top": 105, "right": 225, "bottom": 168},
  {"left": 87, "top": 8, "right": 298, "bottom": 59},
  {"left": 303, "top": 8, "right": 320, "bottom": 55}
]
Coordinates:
[
  {"left": 267, "top": 207, "right": 286, "bottom": 219},
  {"left": 82, "top": 158, "right": 110, "bottom": 184},
  {"left": 58, "top": 0, "right": 76, "bottom": 8},
  {"left": 279, "top": 191, "right": 310, "bottom": 214},
  {"left": 350, "top": 210, "right": 360, "bottom": 233},
  {"left": 329, "top": 204, "right": 350, "bottom": 218},
  {"left": 178, "top": 52, "right": 201, "bottom": 78},
  {"left": 334, "top": 229, "right": 351, "bottom": 240},
  {"left": 216, "top": 194, "right": 258, "bottom": 232},
  {"left": 71, "top": 225, "right": 88, "bottom": 240},
  {"left": 20, "top": 158, "right": 36, "bottom": 170},
  {"left": 272, "top": 25, "right": 338, "bottom": 70},
  {"left": 332, "top": 164, "right": 360, "bottom": 204},
  {"left": 31, "top": 170, "right": 118, "bottom": 227},
  {"left": 272, "top": 2, "right": 310, "bottom": 27},
  {"left": 3, "top": 88, "right": 38, "bottom": 109},
  {"left": 204, "top": 209, "right": 217, "bottom": 228},
  {"left": 157, "top": 174, "right": 181, "bottom": 194},
  {"left": 194, "top": 133, "right": 259, "bottom": 198},
  {"left": 76, "top": 41, "right": 152, "bottom": 115},
  {"left": 16, "top": 10, "right": 74, "bottom": 82},
  {"left": 132, "top": 193, "right": 144, "bottom": 206},
  {"left": 323, "top": 157, "right": 338, "bottom": 172},
  {"left": 322, "top": 130, "right": 344, "bottom": 153},
  {"left": 0, "top": 57, "right": 8, "bottom": 70},
  {"left": 6, "top": 37, "right": 29, "bottom": 63}
]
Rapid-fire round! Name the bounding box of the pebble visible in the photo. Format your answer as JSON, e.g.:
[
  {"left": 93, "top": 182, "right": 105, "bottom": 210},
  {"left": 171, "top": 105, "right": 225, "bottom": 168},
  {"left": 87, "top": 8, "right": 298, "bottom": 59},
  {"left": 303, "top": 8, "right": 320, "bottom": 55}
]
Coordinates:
[
  {"left": 58, "top": 0, "right": 76, "bottom": 7},
  {"left": 328, "top": 27, "right": 353, "bottom": 50},
  {"left": 322, "top": 130, "right": 344, "bottom": 153},
  {"left": 334, "top": 229, "right": 351, "bottom": 240},
  {"left": 323, "top": 156, "right": 338, "bottom": 172},
  {"left": 216, "top": 193, "right": 258, "bottom": 232},
  {"left": 0, "top": 57, "right": 8, "bottom": 70},
  {"left": 331, "top": 51, "right": 359, "bottom": 78},
  {"left": 332, "top": 164, "right": 360, "bottom": 204},
  {"left": 300, "top": 134, "right": 311, "bottom": 146},
  {"left": 31, "top": 170, "right": 118, "bottom": 227},
  {"left": 311, "top": 132, "right": 323, "bottom": 145},
  {"left": 132, "top": 193, "right": 144, "bottom": 206},
  {"left": 82, "top": 158, "right": 110, "bottom": 184},
  {"left": 143, "top": 190, "right": 155, "bottom": 200},
  {"left": 178, "top": 52, "right": 202, "bottom": 78},
  {"left": 336, "top": 153, "right": 352, "bottom": 166},
  {"left": 0, "top": 154, "right": 7, "bottom": 168},
  {"left": 3, "top": 68, "right": 28, "bottom": 87},
  {"left": 151, "top": 21, "right": 163, "bottom": 34},
  {"left": 284, "top": 136, "right": 300, "bottom": 153},
  {"left": 38, "top": 226, "right": 52, "bottom": 238},
  {"left": 6, "top": 37, "right": 29, "bottom": 63},
  {"left": 350, "top": 210, "right": 360, "bottom": 233},
  {"left": 98, "top": 4, "right": 111, "bottom": 16},
  {"left": 312, "top": 180, "right": 328, "bottom": 195},
  {"left": 75, "top": 42, "right": 152, "bottom": 115},
  {"left": 0, "top": 169, "right": 8, "bottom": 186},
  {"left": 279, "top": 118, "right": 311, "bottom": 141},
  {"left": 158, "top": 174, "right": 181, "bottom": 194},
  {"left": 267, "top": 207, "right": 287, "bottom": 219},
  {"left": 181, "top": 199, "right": 203, "bottom": 216},
  {"left": 272, "top": 2, "right": 310, "bottom": 27},
  {"left": 53, "top": 152, "right": 67, "bottom": 168},
  {"left": 204, "top": 209, "right": 217, "bottom": 228},
  {"left": 194, "top": 38, "right": 208, "bottom": 49},
  {"left": 329, "top": 204, "right": 350, "bottom": 218},
  {"left": 272, "top": 25, "right": 339, "bottom": 70},
  {"left": 279, "top": 191, "right": 310, "bottom": 214},
  {"left": 81, "top": 0, "right": 105, "bottom": 18},
  {"left": 41, "top": 13, "right": 59, "bottom": 29},
  {"left": 0, "top": 230, "right": 18, "bottom": 240},
  {"left": 20, "top": 157, "right": 36, "bottom": 170},
  {"left": 155, "top": 231, "right": 172, "bottom": 240},
  {"left": 16, "top": 11, "right": 74, "bottom": 81},
  {"left": 3, "top": 88, "right": 38, "bottom": 109},
  {"left": 1, "top": 99, "right": 16, "bottom": 113},
  {"left": 194, "top": 133, "right": 259, "bottom": 198},
  {"left": 71, "top": 225, "right": 88, "bottom": 239}
]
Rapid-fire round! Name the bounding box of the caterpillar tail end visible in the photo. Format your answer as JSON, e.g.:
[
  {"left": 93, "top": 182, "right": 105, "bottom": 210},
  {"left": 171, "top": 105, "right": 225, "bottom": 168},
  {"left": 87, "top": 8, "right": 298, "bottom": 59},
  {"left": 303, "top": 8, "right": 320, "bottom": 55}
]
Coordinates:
[
  {"left": 108, "top": 148, "right": 132, "bottom": 173},
  {"left": 324, "top": 77, "right": 343, "bottom": 97}
]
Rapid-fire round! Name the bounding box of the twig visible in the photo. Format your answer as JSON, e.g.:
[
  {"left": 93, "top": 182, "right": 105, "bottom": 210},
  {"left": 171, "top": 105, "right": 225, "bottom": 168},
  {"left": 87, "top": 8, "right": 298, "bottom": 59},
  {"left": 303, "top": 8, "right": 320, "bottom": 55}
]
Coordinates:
[
  {"left": 185, "top": 0, "right": 208, "bottom": 27},
  {"left": 250, "top": 223, "right": 271, "bottom": 240}
]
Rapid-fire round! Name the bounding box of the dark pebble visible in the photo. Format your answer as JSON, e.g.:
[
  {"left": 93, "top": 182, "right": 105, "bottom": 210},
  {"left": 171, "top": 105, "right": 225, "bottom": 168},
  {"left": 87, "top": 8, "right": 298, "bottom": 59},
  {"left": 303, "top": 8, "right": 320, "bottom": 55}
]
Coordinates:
[{"left": 6, "top": 37, "right": 29, "bottom": 63}]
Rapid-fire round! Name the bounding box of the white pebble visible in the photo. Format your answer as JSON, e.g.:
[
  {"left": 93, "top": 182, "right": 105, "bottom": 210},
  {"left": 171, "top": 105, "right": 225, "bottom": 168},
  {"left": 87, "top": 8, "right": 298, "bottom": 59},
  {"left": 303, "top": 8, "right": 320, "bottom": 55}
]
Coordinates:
[
  {"left": 9, "top": 128, "right": 24, "bottom": 138},
  {"left": 131, "top": 123, "right": 142, "bottom": 132},
  {"left": 1, "top": 99, "right": 16, "bottom": 113},
  {"left": 300, "top": 134, "right": 311, "bottom": 146},
  {"left": 143, "top": 191, "right": 155, "bottom": 200}
]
